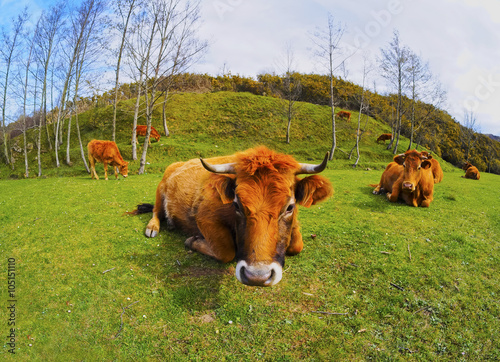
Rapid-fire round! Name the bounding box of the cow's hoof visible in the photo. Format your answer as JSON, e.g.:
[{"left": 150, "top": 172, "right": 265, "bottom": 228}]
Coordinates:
[
  {"left": 145, "top": 228, "right": 158, "bottom": 238},
  {"left": 184, "top": 236, "right": 198, "bottom": 248}
]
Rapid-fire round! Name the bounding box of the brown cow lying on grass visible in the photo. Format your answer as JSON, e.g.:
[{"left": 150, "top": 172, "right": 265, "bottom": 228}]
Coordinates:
[
  {"left": 372, "top": 150, "right": 434, "bottom": 207},
  {"left": 462, "top": 162, "right": 480, "bottom": 180},
  {"left": 420, "top": 151, "right": 443, "bottom": 183},
  {"left": 376, "top": 133, "right": 393, "bottom": 143},
  {"left": 135, "top": 125, "right": 161, "bottom": 145},
  {"left": 88, "top": 140, "right": 129, "bottom": 180},
  {"left": 336, "top": 110, "right": 351, "bottom": 122},
  {"left": 131, "top": 146, "right": 333, "bottom": 287}
]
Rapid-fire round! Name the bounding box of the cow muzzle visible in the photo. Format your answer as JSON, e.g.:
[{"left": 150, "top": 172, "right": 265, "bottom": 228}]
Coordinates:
[
  {"left": 402, "top": 181, "right": 414, "bottom": 191},
  {"left": 235, "top": 261, "right": 283, "bottom": 287}
]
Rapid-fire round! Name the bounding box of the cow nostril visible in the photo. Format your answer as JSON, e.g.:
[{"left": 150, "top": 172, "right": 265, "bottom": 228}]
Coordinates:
[{"left": 236, "top": 261, "right": 283, "bottom": 287}]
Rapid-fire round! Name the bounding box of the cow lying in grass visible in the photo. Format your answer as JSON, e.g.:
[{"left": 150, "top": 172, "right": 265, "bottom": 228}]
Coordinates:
[
  {"left": 372, "top": 150, "right": 434, "bottom": 207},
  {"left": 420, "top": 151, "right": 443, "bottom": 184},
  {"left": 87, "top": 140, "right": 129, "bottom": 180},
  {"left": 462, "top": 162, "right": 480, "bottom": 180},
  {"left": 131, "top": 146, "right": 333, "bottom": 287}
]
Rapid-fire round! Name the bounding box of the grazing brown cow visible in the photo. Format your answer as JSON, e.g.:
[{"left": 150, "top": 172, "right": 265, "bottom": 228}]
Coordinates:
[
  {"left": 372, "top": 150, "right": 434, "bottom": 207},
  {"left": 376, "top": 133, "right": 393, "bottom": 143},
  {"left": 420, "top": 151, "right": 443, "bottom": 183},
  {"left": 87, "top": 140, "right": 129, "bottom": 180},
  {"left": 336, "top": 110, "right": 351, "bottom": 122},
  {"left": 135, "top": 125, "right": 161, "bottom": 145},
  {"left": 132, "top": 147, "right": 333, "bottom": 287},
  {"left": 462, "top": 162, "right": 480, "bottom": 180}
]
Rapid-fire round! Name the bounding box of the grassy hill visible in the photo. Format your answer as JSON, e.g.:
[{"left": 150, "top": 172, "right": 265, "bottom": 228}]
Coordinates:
[
  {"left": 2, "top": 90, "right": 499, "bottom": 360},
  {"left": 1, "top": 91, "right": 456, "bottom": 179}
]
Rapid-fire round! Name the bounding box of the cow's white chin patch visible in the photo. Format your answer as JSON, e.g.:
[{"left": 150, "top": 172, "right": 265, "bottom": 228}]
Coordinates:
[{"left": 235, "top": 261, "right": 283, "bottom": 287}]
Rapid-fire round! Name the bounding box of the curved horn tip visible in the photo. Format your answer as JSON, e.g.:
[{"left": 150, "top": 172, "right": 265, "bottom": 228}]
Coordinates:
[
  {"left": 297, "top": 152, "right": 329, "bottom": 174},
  {"left": 199, "top": 158, "right": 237, "bottom": 174},
  {"left": 199, "top": 158, "right": 212, "bottom": 172}
]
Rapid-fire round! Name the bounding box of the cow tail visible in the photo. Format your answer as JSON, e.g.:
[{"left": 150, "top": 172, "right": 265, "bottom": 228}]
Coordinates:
[{"left": 126, "top": 203, "right": 154, "bottom": 215}]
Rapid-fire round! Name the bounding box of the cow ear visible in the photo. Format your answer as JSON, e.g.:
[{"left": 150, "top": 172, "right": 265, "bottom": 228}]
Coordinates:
[
  {"left": 296, "top": 175, "right": 333, "bottom": 208},
  {"left": 393, "top": 155, "right": 405, "bottom": 165},
  {"left": 421, "top": 160, "right": 432, "bottom": 170},
  {"left": 209, "top": 175, "right": 236, "bottom": 204}
]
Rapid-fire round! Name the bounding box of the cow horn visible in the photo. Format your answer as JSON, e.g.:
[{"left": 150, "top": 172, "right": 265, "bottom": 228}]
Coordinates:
[
  {"left": 200, "top": 158, "right": 237, "bottom": 174},
  {"left": 296, "top": 152, "right": 329, "bottom": 174}
]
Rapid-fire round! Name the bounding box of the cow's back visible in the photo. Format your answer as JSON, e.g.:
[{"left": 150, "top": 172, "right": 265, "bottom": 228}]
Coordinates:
[
  {"left": 431, "top": 159, "right": 443, "bottom": 183},
  {"left": 88, "top": 140, "right": 107, "bottom": 162},
  {"left": 88, "top": 140, "right": 120, "bottom": 162},
  {"left": 160, "top": 155, "right": 237, "bottom": 234},
  {"left": 381, "top": 162, "right": 403, "bottom": 192}
]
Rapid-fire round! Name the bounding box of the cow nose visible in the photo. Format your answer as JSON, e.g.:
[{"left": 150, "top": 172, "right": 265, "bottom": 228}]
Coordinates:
[
  {"left": 403, "top": 181, "right": 413, "bottom": 190},
  {"left": 235, "top": 261, "right": 283, "bottom": 287}
]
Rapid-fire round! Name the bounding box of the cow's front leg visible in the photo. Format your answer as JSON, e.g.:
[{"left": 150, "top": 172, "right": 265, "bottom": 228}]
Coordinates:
[
  {"left": 192, "top": 219, "right": 235, "bottom": 263},
  {"left": 145, "top": 186, "right": 166, "bottom": 238},
  {"left": 103, "top": 162, "right": 109, "bottom": 180},
  {"left": 387, "top": 180, "right": 401, "bottom": 202}
]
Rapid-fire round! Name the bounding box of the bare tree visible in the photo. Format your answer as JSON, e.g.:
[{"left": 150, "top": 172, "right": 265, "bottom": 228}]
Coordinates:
[
  {"left": 34, "top": 3, "right": 66, "bottom": 175},
  {"left": 405, "top": 51, "right": 432, "bottom": 150},
  {"left": 379, "top": 30, "right": 410, "bottom": 154},
  {"left": 21, "top": 16, "right": 42, "bottom": 177},
  {"left": 54, "top": 0, "right": 106, "bottom": 168},
  {"left": 349, "top": 55, "right": 372, "bottom": 167},
  {"left": 67, "top": 0, "right": 106, "bottom": 170},
  {"left": 460, "top": 110, "right": 480, "bottom": 162},
  {"left": 111, "top": 0, "right": 139, "bottom": 142},
  {"left": 157, "top": 0, "right": 208, "bottom": 139},
  {"left": 127, "top": 0, "right": 207, "bottom": 174},
  {"left": 1, "top": 8, "right": 29, "bottom": 165},
  {"left": 313, "top": 13, "right": 346, "bottom": 160},
  {"left": 126, "top": 10, "right": 151, "bottom": 161},
  {"left": 411, "top": 81, "right": 447, "bottom": 150},
  {"left": 276, "top": 43, "right": 301, "bottom": 144}
]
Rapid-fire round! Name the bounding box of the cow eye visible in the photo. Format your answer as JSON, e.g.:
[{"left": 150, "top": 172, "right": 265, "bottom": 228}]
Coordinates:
[
  {"left": 417, "top": 165, "right": 421, "bottom": 170},
  {"left": 402, "top": 163, "right": 406, "bottom": 168},
  {"left": 233, "top": 201, "right": 241, "bottom": 212},
  {"left": 285, "top": 204, "right": 295, "bottom": 214}
]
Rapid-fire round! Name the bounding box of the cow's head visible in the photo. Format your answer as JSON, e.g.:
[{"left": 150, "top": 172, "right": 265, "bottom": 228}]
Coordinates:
[
  {"left": 119, "top": 162, "right": 129, "bottom": 178},
  {"left": 152, "top": 132, "right": 161, "bottom": 142},
  {"left": 462, "top": 162, "right": 473, "bottom": 171},
  {"left": 201, "top": 147, "right": 333, "bottom": 287},
  {"left": 394, "top": 150, "right": 432, "bottom": 192}
]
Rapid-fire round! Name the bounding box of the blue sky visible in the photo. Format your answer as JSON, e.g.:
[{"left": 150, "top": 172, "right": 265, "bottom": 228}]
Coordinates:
[{"left": 2, "top": 0, "right": 499, "bottom": 135}]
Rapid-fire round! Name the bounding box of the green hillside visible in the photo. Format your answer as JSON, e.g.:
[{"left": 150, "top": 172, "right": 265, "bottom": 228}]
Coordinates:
[{"left": 0, "top": 91, "right": 456, "bottom": 179}]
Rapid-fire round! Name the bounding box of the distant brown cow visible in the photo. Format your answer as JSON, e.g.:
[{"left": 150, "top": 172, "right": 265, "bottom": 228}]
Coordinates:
[
  {"left": 336, "top": 110, "right": 351, "bottom": 122},
  {"left": 376, "top": 133, "right": 393, "bottom": 143},
  {"left": 462, "top": 162, "right": 480, "bottom": 180},
  {"left": 135, "top": 125, "right": 161, "bottom": 145},
  {"left": 420, "top": 151, "right": 443, "bottom": 184},
  {"left": 88, "top": 140, "right": 129, "bottom": 180},
  {"left": 372, "top": 150, "right": 434, "bottom": 207}
]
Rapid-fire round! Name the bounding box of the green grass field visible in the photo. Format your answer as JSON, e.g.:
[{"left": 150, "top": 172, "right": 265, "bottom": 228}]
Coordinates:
[{"left": 2, "top": 162, "right": 499, "bottom": 360}]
